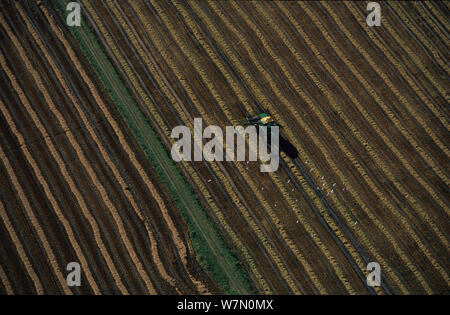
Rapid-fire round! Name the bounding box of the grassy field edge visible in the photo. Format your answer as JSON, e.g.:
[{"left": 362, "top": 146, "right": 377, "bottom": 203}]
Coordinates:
[{"left": 52, "top": 0, "right": 253, "bottom": 294}]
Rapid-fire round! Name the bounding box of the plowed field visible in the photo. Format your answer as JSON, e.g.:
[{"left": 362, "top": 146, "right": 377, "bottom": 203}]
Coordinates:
[{"left": 1, "top": 0, "right": 448, "bottom": 295}]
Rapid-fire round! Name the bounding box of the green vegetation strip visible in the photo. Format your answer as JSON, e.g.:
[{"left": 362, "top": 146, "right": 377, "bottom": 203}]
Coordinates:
[{"left": 53, "top": 0, "right": 252, "bottom": 294}]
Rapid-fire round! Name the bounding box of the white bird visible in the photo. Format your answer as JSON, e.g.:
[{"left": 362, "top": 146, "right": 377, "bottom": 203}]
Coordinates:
[{"left": 207, "top": 179, "right": 212, "bottom": 183}]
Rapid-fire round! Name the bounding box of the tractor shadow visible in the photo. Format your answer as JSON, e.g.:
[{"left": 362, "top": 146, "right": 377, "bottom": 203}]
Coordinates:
[
  {"left": 265, "top": 133, "right": 299, "bottom": 160},
  {"left": 279, "top": 135, "right": 299, "bottom": 160}
]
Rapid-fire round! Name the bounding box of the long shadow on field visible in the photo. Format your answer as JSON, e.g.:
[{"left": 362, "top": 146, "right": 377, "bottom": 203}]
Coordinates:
[
  {"left": 265, "top": 132, "right": 298, "bottom": 160},
  {"left": 279, "top": 135, "right": 298, "bottom": 159}
]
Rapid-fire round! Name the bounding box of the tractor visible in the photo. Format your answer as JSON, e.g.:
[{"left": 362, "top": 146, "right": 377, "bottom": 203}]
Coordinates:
[
  {"left": 244, "top": 112, "right": 280, "bottom": 128},
  {"left": 244, "top": 111, "right": 298, "bottom": 159}
]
